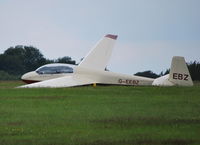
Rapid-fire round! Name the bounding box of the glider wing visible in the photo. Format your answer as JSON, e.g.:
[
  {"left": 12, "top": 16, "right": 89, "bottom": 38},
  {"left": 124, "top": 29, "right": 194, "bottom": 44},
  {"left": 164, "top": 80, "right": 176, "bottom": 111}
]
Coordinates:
[
  {"left": 18, "top": 75, "right": 93, "bottom": 88},
  {"left": 79, "top": 34, "right": 117, "bottom": 70}
]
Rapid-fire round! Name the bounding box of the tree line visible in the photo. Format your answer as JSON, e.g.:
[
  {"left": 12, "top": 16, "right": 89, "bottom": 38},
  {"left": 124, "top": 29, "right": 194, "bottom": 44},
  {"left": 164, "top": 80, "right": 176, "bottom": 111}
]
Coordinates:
[
  {"left": 0, "top": 45, "right": 76, "bottom": 80},
  {"left": 134, "top": 61, "right": 200, "bottom": 81},
  {"left": 0, "top": 45, "right": 199, "bottom": 81}
]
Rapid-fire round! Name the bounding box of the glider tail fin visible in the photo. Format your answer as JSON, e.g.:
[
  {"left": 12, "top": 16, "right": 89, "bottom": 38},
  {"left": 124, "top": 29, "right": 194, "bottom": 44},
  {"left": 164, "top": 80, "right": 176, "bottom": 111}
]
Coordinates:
[
  {"left": 169, "top": 56, "right": 193, "bottom": 86},
  {"left": 78, "top": 34, "right": 118, "bottom": 70}
]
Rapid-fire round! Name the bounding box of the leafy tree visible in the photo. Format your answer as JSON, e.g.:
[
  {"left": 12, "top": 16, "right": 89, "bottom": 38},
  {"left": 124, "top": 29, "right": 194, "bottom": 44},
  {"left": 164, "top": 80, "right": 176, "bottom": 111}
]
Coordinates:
[
  {"left": 23, "top": 46, "right": 47, "bottom": 71},
  {"left": 0, "top": 45, "right": 76, "bottom": 79},
  {"left": 4, "top": 45, "right": 24, "bottom": 56},
  {"left": 0, "top": 53, "right": 24, "bottom": 75},
  {"left": 187, "top": 61, "right": 200, "bottom": 81},
  {"left": 0, "top": 45, "right": 46, "bottom": 75},
  {"left": 159, "top": 69, "right": 170, "bottom": 76},
  {"left": 0, "top": 71, "right": 19, "bottom": 80},
  {"left": 55, "top": 56, "right": 76, "bottom": 64},
  {"left": 134, "top": 62, "right": 200, "bottom": 81},
  {"left": 134, "top": 70, "right": 160, "bottom": 78}
]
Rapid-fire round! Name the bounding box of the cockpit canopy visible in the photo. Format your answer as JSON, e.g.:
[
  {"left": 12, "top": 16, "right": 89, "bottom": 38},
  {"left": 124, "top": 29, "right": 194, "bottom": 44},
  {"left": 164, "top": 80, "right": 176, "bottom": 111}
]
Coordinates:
[{"left": 36, "top": 63, "right": 74, "bottom": 74}]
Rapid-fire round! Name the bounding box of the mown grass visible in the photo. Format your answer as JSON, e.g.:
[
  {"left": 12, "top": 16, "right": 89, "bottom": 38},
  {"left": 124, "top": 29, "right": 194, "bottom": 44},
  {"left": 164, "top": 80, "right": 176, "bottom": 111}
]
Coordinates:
[{"left": 0, "top": 81, "right": 200, "bottom": 145}]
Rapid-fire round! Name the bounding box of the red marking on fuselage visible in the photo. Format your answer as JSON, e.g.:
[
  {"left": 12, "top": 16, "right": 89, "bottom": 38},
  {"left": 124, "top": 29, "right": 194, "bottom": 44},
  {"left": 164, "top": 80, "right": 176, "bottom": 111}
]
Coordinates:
[{"left": 22, "top": 79, "right": 40, "bottom": 84}]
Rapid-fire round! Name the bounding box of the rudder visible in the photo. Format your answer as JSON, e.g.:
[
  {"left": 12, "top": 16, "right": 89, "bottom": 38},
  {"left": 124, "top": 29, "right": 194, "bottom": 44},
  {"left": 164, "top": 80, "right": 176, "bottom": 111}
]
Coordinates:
[{"left": 169, "top": 56, "right": 193, "bottom": 86}]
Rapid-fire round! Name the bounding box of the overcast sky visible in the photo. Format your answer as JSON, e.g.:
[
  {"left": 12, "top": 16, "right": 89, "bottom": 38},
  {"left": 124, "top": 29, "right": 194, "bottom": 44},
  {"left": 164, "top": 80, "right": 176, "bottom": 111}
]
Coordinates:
[{"left": 0, "top": 0, "right": 200, "bottom": 74}]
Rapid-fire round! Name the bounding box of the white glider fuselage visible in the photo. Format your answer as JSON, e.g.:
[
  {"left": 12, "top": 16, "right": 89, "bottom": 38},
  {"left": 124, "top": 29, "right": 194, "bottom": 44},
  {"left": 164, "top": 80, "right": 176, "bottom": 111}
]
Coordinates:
[
  {"left": 19, "top": 34, "right": 193, "bottom": 88},
  {"left": 21, "top": 64, "right": 154, "bottom": 88},
  {"left": 76, "top": 67, "right": 154, "bottom": 86}
]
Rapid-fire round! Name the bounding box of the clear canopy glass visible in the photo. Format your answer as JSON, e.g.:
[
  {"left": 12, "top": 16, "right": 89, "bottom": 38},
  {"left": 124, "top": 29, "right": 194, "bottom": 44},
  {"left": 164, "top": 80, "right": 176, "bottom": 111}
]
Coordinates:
[{"left": 36, "top": 64, "right": 74, "bottom": 74}]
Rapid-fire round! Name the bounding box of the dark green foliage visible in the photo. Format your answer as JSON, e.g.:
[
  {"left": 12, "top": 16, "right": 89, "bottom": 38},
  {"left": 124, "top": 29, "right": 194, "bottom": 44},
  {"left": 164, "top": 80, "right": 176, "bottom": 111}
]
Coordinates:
[
  {"left": 134, "top": 70, "right": 160, "bottom": 78},
  {"left": 135, "top": 62, "right": 200, "bottom": 81},
  {"left": 0, "top": 45, "right": 46, "bottom": 75},
  {"left": 55, "top": 56, "right": 76, "bottom": 64},
  {"left": 159, "top": 69, "right": 170, "bottom": 76},
  {"left": 0, "top": 54, "right": 24, "bottom": 75},
  {"left": 187, "top": 61, "right": 200, "bottom": 81},
  {"left": 0, "top": 45, "right": 76, "bottom": 79},
  {"left": 0, "top": 71, "right": 19, "bottom": 80},
  {"left": 23, "top": 46, "right": 47, "bottom": 71}
]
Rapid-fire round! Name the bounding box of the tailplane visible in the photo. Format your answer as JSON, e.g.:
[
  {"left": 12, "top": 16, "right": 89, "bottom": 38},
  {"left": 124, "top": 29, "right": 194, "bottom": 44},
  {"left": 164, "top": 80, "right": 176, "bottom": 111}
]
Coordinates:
[{"left": 78, "top": 34, "right": 118, "bottom": 71}]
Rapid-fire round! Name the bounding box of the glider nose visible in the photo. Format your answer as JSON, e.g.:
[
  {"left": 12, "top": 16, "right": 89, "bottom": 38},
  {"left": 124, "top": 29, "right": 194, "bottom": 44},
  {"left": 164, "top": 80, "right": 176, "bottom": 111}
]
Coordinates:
[{"left": 21, "top": 71, "right": 39, "bottom": 84}]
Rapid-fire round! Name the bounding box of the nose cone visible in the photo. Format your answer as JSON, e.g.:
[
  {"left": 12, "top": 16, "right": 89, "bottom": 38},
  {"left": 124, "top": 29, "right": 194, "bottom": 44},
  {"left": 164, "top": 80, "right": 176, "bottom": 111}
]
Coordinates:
[{"left": 21, "top": 71, "right": 39, "bottom": 84}]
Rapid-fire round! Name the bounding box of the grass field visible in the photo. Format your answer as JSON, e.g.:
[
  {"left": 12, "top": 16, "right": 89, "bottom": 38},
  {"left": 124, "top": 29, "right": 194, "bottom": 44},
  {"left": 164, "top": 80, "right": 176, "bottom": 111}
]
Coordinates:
[{"left": 0, "top": 81, "right": 200, "bottom": 145}]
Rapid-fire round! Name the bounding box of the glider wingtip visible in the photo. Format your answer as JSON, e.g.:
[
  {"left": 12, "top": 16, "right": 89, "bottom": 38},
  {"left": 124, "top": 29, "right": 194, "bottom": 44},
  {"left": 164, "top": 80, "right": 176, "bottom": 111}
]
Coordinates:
[{"left": 105, "top": 34, "right": 118, "bottom": 40}]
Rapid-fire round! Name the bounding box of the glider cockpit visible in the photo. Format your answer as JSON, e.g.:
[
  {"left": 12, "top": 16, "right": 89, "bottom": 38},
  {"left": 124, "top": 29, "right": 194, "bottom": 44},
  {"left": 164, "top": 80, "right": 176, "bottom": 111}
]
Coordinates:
[
  {"left": 21, "top": 63, "right": 75, "bottom": 84},
  {"left": 36, "top": 64, "right": 74, "bottom": 74}
]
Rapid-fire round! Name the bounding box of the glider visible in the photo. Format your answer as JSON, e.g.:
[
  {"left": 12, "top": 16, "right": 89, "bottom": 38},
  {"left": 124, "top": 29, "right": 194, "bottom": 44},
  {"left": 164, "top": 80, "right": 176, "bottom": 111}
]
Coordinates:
[{"left": 19, "top": 34, "right": 193, "bottom": 88}]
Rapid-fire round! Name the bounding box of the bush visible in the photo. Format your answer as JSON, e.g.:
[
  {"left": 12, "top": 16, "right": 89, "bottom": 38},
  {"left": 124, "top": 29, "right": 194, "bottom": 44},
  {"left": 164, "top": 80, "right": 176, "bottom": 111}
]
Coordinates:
[{"left": 0, "top": 71, "right": 20, "bottom": 80}]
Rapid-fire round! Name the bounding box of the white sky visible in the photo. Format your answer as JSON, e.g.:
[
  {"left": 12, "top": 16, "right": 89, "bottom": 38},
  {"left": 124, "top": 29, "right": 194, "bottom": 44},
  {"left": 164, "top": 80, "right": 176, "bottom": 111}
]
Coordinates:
[{"left": 0, "top": 0, "right": 200, "bottom": 74}]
